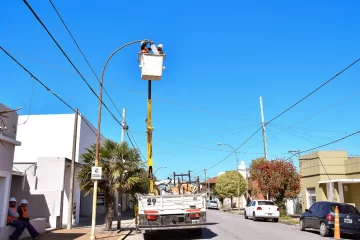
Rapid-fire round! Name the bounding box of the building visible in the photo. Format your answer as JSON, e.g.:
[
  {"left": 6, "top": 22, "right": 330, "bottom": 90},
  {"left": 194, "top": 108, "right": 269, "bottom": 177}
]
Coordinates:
[
  {"left": 12, "top": 113, "right": 106, "bottom": 228},
  {"left": 0, "top": 104, "right": 21, "bottom": 228},
  {"left": 300, "top": 151, "right": 360, "bottom": 212},
  {"left": 201, "top": 176, "right": 217, "bottom": 199}
]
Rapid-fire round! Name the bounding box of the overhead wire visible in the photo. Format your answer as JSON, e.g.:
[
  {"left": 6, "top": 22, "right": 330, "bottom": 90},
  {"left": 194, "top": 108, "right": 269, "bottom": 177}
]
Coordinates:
[
  {"left": 197, "top": 57, "right": 360, "bottom": 174},
  {"left": 24, "top": 0, "right": 145, "bottom": 158},
  {"left": 0, "top": 46, "right": 102, "bottom": 142},
  {"left": 18, "top": 76, "right": 35, "bottom": 125}
]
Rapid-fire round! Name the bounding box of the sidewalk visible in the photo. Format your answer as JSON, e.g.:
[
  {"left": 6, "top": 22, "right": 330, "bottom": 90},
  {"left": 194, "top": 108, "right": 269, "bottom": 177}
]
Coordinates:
[{"left": 34, "top": 212, "right": 136, "bottom": 240}]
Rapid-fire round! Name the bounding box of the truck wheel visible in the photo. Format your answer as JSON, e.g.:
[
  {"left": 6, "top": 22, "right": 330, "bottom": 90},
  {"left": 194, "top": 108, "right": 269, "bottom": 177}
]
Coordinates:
[
  {"left": 143, "top": 233, "right": 152, "bottom": 240},
  {"left": 189, "top": 228, "right": 202, "bottom": 237}
]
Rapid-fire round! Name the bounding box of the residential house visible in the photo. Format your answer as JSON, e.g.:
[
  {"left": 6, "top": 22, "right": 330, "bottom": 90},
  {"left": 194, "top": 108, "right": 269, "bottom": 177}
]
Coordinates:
[
  {"left": 300, "top": 150, "right": 360, "bottom": 212},
  {"left": 0, "top": 104, "right": 21, "bottom": 228},
  {"left": 12, "top": 113, "right": 108, "bottom": 228}
]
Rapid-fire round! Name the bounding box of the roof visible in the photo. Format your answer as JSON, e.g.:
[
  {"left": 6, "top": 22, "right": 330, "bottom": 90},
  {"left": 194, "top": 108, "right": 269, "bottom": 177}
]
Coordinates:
[{"left": 201, "top": 176, "right": 217, "bottom": 184}]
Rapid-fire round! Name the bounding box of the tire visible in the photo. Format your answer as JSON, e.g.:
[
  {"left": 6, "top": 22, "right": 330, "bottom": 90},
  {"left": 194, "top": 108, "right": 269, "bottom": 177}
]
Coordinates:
[
  {"left": 143, "top": 233, "right": 152, "bottom": 240},
  {"left": 189, "top": 228, "right": 202, "bottom": 237},
  {"left": 253, "top": 212, "right": 257, "bottom": 221},
  {"left": 244, "top": 211, "right": 248, "bottom": 219},
  {"left": 299, "top": 219, "right": 305, "bottom": 231},
  {"left": 273, "top": 218, "right": 279, "bottom": 223},
  {"left": 319, "top": 222, "right": 330, "bottom": 237}
]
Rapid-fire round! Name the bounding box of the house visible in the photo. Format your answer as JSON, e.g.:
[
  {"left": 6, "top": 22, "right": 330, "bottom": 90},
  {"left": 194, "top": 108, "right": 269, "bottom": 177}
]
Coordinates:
[
  {"left": 0, "top": 104, "right": 21, "bottom": 228},
  {"left": 300, "top": 150, "right": 360, "bottom": 212},
  {"left": 200, "top": 176, "right": 217, "bottom": 200},
  {"left": 12, "top": 113, "right": 107, "bottom": 228}
]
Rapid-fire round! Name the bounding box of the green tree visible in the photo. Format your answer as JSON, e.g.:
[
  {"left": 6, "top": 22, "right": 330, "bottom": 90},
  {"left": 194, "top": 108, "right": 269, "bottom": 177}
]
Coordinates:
[
  {"left": 249, "top": 158, "right": 301, "bottom": 215},
  {"left": 77, "top": 140, "right": 146, "bottom": 230},
  {"left": 214, "top": 171, "right": 247, "bottom": 209}
]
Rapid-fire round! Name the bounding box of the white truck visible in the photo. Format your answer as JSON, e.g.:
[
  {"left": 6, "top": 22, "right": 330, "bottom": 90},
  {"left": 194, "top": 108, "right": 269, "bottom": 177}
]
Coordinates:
[{"left": 136, "top": 193, "right": 207, "bottom": 239}]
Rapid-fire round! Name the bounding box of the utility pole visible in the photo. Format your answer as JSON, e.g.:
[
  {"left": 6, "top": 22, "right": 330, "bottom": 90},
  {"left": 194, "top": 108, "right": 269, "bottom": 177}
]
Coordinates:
[
  {"left": 117, "top": 108, "right": 126, "bottom": 230},
  {"left": 67, "top": 109, "right": 78, "bottom": 229},
  {"left": 204, "top": 169, "right": 207, "bottom": 199},
  {"left": 259, "top": 96, "right": 268, "bottom": 160}
]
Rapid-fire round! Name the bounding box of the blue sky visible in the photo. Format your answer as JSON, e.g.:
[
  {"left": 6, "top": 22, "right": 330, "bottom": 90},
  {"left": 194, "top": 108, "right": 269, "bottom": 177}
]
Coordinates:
[{"left": 1, "top": 0, "right": 360, "bottom": 181}]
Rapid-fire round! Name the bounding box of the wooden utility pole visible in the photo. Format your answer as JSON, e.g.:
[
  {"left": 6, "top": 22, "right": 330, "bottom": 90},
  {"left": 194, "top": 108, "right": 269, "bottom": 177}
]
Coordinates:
[
  {"left": 204, "top": 169, "right": 207, "bottom": 199},
  {"left": 117, "top": 108, "right": 126, "bottom": 230},
  {"left": 67, "top": 109, "right": 78, "bottom": 229}
]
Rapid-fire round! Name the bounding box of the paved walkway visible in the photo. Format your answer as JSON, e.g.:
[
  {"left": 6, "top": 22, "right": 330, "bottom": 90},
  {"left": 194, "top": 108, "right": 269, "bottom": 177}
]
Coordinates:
[{"left": 33, "top": 212, "right": 136, "bottom": 240}]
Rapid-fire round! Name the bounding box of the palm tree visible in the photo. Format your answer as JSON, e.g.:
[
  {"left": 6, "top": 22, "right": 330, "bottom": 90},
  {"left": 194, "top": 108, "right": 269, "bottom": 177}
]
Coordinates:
[{"left": 77, "top": 140, "right": 146, "bottom": 230}]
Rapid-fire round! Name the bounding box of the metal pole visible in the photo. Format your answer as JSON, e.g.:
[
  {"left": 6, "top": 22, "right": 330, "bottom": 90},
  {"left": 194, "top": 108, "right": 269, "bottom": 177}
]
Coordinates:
[
  {"left": 260, "top": 96, "right": 268, "bottom": 160},
  {"left": 67, "top": 108, "right": 78, "bottom": 229},
  {"left": 147, "top": 80, "right": 154, "bottom": 194},
  {"left": 90, "top": 39, "right": 149, "bottom": 240},
  {"left": 204, "top": 169, "right": 207, "bottom": 199},
  {"left": 117, "top": 108, "right": 126, "bottom": 230}
]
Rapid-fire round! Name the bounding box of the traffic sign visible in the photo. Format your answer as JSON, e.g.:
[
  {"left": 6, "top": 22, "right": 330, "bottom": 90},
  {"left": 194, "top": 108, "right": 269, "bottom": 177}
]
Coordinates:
[{"left": 91, "top": 166, "right": 102, "bottom": 180}]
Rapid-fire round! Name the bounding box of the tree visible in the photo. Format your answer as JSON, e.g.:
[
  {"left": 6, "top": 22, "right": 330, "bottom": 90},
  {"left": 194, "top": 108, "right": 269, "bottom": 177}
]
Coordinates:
[
  {"left": 249, "top": 158, "right": 301, "bottom": 214},
  {"left": 77, "top": 140, "right": 146, "bottom": 230},
  {"left": 214, "top": 171, "right": 247, "bottom": 209}
]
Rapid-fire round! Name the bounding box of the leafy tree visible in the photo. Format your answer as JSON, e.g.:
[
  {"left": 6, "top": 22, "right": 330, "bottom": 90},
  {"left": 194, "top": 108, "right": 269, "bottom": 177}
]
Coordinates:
[
  {"left": 77, "top": 140, "right": 146, "bottom": 230},
  {"left": 249, "top": 158, "right": 301, "bottom": 215},
  {"left": 214, "top": 171, "right": 247, "bottom": 209}
]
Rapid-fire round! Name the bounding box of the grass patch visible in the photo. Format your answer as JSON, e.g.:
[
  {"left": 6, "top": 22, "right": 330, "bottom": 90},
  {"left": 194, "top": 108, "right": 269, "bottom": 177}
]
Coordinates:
[{"left": 279, "top": 216, "right": 299, "bottom": 225}]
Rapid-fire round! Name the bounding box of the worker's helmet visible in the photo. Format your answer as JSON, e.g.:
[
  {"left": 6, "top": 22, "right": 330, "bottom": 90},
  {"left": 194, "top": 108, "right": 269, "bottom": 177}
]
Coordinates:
[
  {"left": 141, "top": 41, "right": 146, "bottom": 45},
  {"left": 9, "top": 197, "right": 16, "bottom": 202},
  {"left": 20, "top": 199, "right": 28, "bottom": 205},
  {"left": 157, "top": 44, "right": 163, "bottom": 49}
]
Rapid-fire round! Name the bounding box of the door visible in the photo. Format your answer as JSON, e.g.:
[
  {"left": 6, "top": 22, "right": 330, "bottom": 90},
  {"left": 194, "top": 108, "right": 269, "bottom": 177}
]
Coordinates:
[
  {"left": 246, "top": 201, "right": 252, "bottom": 217},
  {"left": 303, "top": 202, "right": 320, "bottom": 228}
]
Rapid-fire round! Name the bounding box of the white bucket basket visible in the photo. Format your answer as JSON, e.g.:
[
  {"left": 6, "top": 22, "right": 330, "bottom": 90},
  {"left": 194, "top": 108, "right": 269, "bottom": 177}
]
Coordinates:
[{"left": 138, "top": 53, "right": 165, "bottom": 80}]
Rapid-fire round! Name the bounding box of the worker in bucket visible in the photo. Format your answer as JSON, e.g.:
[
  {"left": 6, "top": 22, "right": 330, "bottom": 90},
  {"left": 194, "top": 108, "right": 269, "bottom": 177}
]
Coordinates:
[
  {"left": 157, "top": 44, "right": 164, "bottom": 54},
  {"left": 7, "top": 197, "right": 25, "bottom": 240},
  {"left": 140, "top": 41, "right": 151, "bottom": 53},
  {"left": 17, "top": 199, "right": 43, "bottom": 239}
]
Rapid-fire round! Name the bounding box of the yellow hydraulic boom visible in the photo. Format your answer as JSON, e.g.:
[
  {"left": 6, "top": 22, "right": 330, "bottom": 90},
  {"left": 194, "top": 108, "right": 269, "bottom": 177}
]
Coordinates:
[{"left": 146, "top": 80, "right": 155, "bottom": 195}]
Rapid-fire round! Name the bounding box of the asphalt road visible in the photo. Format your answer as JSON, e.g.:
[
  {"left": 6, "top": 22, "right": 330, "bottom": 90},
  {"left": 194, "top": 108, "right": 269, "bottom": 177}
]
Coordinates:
[{"left": 125, "top": 209, "right": 359, "bottom": 240}]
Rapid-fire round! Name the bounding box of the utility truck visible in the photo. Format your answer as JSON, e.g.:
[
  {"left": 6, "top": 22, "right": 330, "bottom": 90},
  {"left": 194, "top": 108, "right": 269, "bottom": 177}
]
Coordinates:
[{"left": 135, "top": 42, "right": 208, "bottom": 239}]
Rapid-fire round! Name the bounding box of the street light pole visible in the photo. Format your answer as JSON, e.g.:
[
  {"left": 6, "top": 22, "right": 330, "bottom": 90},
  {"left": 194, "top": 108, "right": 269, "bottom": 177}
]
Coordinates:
[
  {"left": 217, "top": 143, "right": 241, "bottom": 213},
  {"left": 90, "top": 39, "right": 150, "bottom": 240},
  {"left": 155, "top": 166, "right": 167, "bottom": 175}
]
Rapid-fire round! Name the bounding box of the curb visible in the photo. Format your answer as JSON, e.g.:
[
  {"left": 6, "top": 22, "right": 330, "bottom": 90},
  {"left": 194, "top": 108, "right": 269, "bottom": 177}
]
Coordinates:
[{"left": 119, "top": 230, "right": 133, "bottom": 240}]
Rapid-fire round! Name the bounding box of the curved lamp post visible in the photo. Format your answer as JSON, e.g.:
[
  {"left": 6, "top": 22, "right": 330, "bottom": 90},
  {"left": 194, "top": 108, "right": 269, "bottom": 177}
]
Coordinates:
[
  {"left": 155, "top": 166, "right": 167, "bottom": 175},
  {"left": 90, "top": 39, "right": 151, "bottom": 240},
  {"left": 217, "top": 143, "right": 241, "bottom": 213}
]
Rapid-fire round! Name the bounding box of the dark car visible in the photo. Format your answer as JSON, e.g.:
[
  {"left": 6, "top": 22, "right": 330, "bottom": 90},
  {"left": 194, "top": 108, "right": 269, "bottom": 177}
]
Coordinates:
[{"left": 300, "top": 201, "right": 360, "bottom": 237}]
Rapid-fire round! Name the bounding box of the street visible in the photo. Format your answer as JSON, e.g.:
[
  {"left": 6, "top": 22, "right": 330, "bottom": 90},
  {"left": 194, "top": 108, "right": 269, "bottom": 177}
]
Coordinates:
[{"left": 125, "top": 210, "right": 359, "bottom": 240}]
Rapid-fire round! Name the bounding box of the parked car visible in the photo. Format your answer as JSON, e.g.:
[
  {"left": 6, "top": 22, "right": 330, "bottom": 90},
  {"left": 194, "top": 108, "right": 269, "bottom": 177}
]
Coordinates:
[
  {"left": 206, "top": 200, "right": 219, "bottom": 209},
  {"left": 300, "top": 201, "right": 360, "bottom": 237},
  {"left": 244, "top": 200, "right": 280, "bottom": 222}
]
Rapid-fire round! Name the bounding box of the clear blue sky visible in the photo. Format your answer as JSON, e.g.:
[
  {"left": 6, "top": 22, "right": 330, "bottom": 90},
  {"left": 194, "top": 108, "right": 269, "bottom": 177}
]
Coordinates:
[{"left": 1, "top": 0, "right": 360, "bottom": 181}]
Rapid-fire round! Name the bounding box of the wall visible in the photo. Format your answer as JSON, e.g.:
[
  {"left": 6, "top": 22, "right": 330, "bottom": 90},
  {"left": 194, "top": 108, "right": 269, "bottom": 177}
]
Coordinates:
[{"left": 0, "top": 103, "right": 21, "bottom": 227}]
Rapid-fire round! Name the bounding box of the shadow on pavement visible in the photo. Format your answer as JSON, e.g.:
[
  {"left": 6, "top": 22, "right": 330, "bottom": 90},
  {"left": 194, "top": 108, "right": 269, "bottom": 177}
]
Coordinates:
[
  {"left": 305, "top": 229, "right": 360, "bottom": 240},
  {"left": 144, "top": 228, "right": 218, "bottom": 240}
]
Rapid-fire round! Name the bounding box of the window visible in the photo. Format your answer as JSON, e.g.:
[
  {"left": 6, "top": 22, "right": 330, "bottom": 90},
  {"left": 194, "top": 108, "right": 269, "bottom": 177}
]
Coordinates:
[
  {"left": 247, "top": 201, "right": 253, "bottom": 207},
  {"left": 252, "top": 201, "right": 256, "bottom": 206},
  {"left": 258, "top": 201, "right": 275, "bottom": 206},
  {"left": 309, "top": 202, "right": 319, "bottom": 212},
  {"left": 331, "top": 204, "right": 360, "bottom": 214},
  {"left": 317, "top": 203, "right": 327, "bottom": 214}
]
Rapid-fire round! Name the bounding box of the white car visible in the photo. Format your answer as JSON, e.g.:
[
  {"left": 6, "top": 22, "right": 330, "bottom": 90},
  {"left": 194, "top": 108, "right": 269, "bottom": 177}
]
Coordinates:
[{"left": 244, "top": 200, "right": 280, "bottom": 222}]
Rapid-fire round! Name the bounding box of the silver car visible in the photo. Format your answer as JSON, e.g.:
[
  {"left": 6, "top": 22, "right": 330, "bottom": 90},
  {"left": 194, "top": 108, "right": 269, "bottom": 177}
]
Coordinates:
[{"left": 206, "top": 200, "right": 219, "bottom": 209}]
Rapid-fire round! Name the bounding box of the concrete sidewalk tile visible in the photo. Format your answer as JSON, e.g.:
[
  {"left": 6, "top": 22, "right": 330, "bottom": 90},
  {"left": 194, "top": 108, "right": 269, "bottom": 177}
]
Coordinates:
[{"left": 37, "top": 228, "right": 131, "bottom": 240}]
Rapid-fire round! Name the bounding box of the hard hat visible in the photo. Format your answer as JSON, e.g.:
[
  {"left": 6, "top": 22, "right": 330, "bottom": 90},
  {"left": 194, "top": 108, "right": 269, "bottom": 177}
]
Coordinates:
[
  {"left": 20, "top": 199, "right": 28, "bottom": 204},
  {"left": 141, "top": 41, "right": 145, "bottom": 45},
  {"left": 9, "top": 197, "right": 16, "bottom": 202},
  {"left": 157, "top": 44, "right": 163, "bottom": 48}
]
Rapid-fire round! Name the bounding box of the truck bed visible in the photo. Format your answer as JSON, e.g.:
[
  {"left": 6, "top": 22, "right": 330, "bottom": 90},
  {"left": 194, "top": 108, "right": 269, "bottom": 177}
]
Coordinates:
[{"left": 136, "top": 193, "right": 207, "bottom": 230}]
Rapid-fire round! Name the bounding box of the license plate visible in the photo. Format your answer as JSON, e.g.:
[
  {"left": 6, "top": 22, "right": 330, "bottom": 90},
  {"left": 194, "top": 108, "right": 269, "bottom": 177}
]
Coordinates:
[
  {"left": 344, "top": 219, "right": 352, "bottom": 224},
  {"left": 192, "top": 220, "right": 199, "bottom": 224},
  {"left": 267, "top": 213, "right": 273, "bottom": 215}
]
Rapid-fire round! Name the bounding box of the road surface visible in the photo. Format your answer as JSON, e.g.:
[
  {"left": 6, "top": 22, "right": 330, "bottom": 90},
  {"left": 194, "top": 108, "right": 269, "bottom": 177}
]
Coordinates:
[{"left": 125, "top": 209, "right": 358, "bottom": 239}]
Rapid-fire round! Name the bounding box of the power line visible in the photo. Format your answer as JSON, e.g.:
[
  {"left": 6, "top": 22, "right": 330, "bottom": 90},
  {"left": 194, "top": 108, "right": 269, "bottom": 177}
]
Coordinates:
[
  {"left": 47, "top": 0, "right": 145, "bottom": 161},
  {"left": 196, "top": 57, "right": 360, "bottom": 174},
  {"left": 24, "top": 0, "right": 144, "bottom": 156},
  {"left": 0, "top": 46, "right": 102, "bottom": 141}
]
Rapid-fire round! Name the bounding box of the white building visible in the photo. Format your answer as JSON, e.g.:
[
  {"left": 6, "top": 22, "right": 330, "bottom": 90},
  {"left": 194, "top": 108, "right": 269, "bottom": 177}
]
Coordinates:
[
  {"left": 0, "top": 104, "right": 21, "bottom": 228},
  {"left": 13, "top": 113, "right": 106, "bottom": 228}
]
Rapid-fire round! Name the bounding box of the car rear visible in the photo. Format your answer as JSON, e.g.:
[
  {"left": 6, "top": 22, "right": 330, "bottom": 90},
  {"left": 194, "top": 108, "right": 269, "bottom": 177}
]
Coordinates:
[
  {"left": 255, "top": 201, "right": 280, "bottom": 219},
  {"left": 325, "top": 203, "right": 360, "bottom": 236},
  {"left": 207, "top": 200, "right": 219, "bottom": 209}
]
